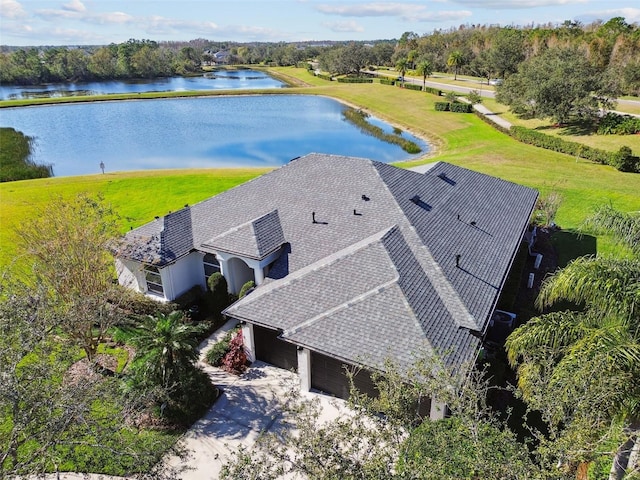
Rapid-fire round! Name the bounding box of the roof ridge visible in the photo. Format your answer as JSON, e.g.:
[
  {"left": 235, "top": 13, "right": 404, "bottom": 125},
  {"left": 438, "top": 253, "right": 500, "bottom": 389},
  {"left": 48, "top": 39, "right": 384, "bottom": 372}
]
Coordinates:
[
  {"left": 201, "top": 209, "right": 280, "bottom": 258},
  {"left": 282, "top": 278, "right": 399, "bottom": 338},
  {"left": 224, "top": 225, "right": 397, "bottom": 313},
  {"left": 371, "top": 162, "right": 479, "bottom": 331}
]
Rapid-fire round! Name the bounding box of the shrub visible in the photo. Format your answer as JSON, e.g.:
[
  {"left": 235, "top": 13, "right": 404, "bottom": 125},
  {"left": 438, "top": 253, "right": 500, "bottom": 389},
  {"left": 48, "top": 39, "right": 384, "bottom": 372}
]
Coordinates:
[
  {"left": 610, "top": 146, "right": 639, "bottom": 172},
  {"left": 403, "top": 83, "right": 422, "bottom": 91},
  {"left": 467, "top": 90, "right": 482, "bottom": 105},
  {"left": 239, "top": 280, "right": 255, "bottom": 298},
  {"left": 597, "top": 112, "right": 640, "bottom": 135},
  {"left": 222, "top": 330, "right": 248, "bottom": 374},
  {"left": 205, "top": 339, "right": 231, "bottom": 366},
  {"left": 207, "top": 272, "right": 230, "bottom": 317},
  {"left": 424, "top": 86, "right": 442, "bottom": 96},
  {"left": 204, "top": 326, "right": 240, "bottom": 366},
  {"left": 450, "top": 102, "right": 473, "bottom": 113},
  {"left": 379, "top": 78, "right": 395, "bottom": 85},
  {"left": 435, "top": 102, "right": 450, "bottom": 111},
  {"left": 315, "top": 73, "right": 332, "bottom": 81},
  {"left": 173, "top": 285, "right": 204, "bottom": 310},
  {"left": 336, "top": 77, "right": 373, "bottom": 83}
]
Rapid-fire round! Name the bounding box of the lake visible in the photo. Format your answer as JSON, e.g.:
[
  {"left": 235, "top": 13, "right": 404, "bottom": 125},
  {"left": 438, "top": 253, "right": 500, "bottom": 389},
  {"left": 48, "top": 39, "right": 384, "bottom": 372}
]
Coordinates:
[
  {"left": 0, "top": 95, "right": 429, "bottom": 177},
  {"left": 0, "top": 70, "right": 285, "bottom": 100}
]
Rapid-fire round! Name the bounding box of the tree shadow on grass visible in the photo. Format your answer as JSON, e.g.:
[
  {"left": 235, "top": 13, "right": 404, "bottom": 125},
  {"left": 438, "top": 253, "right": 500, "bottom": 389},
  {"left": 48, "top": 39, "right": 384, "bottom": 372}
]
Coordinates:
[
  {"left": 551, "top": 229, "right": 597, "bottom": 268},
  {"left": 534, "top": 120, "right": 595, "bottom": 136}
]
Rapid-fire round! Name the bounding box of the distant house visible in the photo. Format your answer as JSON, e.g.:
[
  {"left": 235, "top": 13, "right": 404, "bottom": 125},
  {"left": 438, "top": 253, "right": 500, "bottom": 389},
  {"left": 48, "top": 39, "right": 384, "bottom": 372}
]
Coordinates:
[
  {"left": 202, "top": 49, "right": 231, "bottom": 65},
  {"left": 116, "top": 153, "right": 537, "bottom": 417}
]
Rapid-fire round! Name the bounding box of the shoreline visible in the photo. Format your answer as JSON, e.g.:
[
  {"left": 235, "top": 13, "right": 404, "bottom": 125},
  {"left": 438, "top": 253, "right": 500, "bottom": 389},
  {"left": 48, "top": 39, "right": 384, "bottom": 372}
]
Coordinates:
[{"left": 1, "top": 89, "right": 437, "bottom": 180}]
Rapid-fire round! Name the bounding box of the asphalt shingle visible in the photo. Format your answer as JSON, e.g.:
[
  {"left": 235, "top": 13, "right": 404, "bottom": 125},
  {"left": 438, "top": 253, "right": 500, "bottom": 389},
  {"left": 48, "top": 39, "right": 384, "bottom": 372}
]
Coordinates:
[{"left": 119, "top": 153, "right": 537, "bottom": 371}]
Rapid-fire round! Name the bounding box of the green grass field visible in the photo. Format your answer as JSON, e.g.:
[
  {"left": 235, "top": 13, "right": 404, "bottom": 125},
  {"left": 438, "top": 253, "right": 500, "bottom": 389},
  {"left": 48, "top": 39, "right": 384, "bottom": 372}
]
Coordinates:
[{"left": 1, "top": 66, "right": 639, "bottom": 269}]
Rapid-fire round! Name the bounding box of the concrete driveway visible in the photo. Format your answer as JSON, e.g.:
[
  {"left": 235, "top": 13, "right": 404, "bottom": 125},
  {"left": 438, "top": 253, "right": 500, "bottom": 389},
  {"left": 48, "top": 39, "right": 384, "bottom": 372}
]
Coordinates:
[
  {"left": 163, "top": 320, "right": 349, "bottom": 479},
  {"left": 167, "top": 360, "right": 299, "bottom": 479}
]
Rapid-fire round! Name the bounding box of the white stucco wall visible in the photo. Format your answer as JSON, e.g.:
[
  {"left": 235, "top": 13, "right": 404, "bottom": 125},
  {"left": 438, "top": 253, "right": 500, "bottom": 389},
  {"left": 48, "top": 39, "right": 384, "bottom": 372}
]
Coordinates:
[
  {"left": 162, "top": 252, "right": 206, "bottom": 300},
  {"left": 115, "top": 258, "right": 143, "bottom": 293},
  {"left": 116, "top": 252, "right": 204, "bottom": 301}
]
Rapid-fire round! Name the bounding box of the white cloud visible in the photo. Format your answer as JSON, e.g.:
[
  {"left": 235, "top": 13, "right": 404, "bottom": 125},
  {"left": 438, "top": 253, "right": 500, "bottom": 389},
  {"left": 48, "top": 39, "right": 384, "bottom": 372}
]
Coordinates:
[
  {"left": 577, "top": 7, "right": 640, "bottom": 23},
  {"left": 0, "top": 0, "right": 26, "bottom": 19},
  {"left": 316, "top": 2, "right": 472, "bottom": 23},
  {"left": 62, "top": 0, "right": 86, "bottom": 13},
  {"left": 316, "top": 2, "right": 427, "bottom": 17},
  {"left": 411, "top": 10, "right": 473, "bottom": 22},
  {"left": 35, "top": 8, "right": 133, "bottom": 25},
  {"left": 323, "top": 20, "right": 365, "bottom": 32},
  {"left": 451, "top": 0, "right": 587, "bottom": 8}
]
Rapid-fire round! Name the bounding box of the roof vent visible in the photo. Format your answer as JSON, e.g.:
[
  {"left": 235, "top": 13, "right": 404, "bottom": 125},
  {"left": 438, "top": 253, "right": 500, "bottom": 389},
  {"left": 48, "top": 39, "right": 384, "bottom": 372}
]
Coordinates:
[
  {"left": 361, "top": 194, "right": 370, "bottom": 201},
  {"left": 470, "top": 221, "right": 477, "bottom": 226},
  {"left": 184, "top": 204, "right": 189, "bottom": 208},
  {"left": 353, "top": 209, "right": 362, "bottom": 216},
  {"left": 154, "top": 216, "right": 159, "bottom": 220},
  {"left": 410, "top": 195, "right": 420, "bottom": 204},
  {"left": 455, "top": 254, "right": 461, "bottom": 268},
  {"left": 312, "top": 211, "right": 317, "bottom": 224}
]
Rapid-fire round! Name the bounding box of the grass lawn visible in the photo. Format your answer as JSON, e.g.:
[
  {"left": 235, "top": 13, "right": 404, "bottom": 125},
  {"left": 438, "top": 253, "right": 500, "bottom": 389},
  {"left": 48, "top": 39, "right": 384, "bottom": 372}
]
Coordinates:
[
  {"left": 479, "top": 96, "right": 640, "bottom": 154},
  {"left": 0, "top": 168, "right": 268, "bottom": 269}
]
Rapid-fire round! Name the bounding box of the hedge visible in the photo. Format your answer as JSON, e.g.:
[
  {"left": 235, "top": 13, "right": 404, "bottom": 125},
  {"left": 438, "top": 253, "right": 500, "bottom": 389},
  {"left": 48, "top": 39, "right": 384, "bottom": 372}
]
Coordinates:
[
  {"left": 315, "top": 73, "right": 332, "bottom": 81},
  {"left": 336, "top": 77, "right": 373, "bottom": 83},
  {"left": 402, "top": 83, "right": 422, "bottom": 91},
  {"left": 450, "top": 102, "right": 473, "bottom": 113},
  {"left": 380, "top": 78, "right": 395, "bottom": 86},
  {"left": 435, "top": 102, "right": 472, "bottom": 113},
  {"left": 424, "top": 86, "right": 442, "bottom": 96},
  {"left": 509, "top": 126, "right": 639, "bottom": 172}
]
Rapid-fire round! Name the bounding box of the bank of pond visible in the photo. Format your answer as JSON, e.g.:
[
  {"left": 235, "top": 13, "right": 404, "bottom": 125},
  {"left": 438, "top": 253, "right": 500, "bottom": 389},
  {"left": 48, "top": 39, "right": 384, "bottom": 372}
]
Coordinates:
[{"left": 0, "top": 94, "right": 428, "bottom": 179}]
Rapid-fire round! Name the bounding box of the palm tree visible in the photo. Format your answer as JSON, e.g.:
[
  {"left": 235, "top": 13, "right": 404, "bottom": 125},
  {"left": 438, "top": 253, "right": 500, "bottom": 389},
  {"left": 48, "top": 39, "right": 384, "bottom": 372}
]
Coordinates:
[
  {"left": 131, "top": 310, "right": 205, "bottom": 389},
  {"left": 447, "top": 50, "right": 464, "bottom": 81},
  {"left": 506, "top": 206, "right": 640, "bottom": 458},
  {"left": 395, "top": 58, "right": 408, "bottom": 86},
  {"left": 416, "top": 60, "right": 433, "bottom": 90}
]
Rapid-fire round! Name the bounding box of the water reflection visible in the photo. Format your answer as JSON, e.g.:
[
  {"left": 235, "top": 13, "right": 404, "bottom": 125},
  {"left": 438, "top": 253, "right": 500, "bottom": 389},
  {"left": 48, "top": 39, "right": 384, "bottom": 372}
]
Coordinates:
[
  {"left": 0, "top": 70, "right": 285, "bottom": 100},
  {"left": 0, "top": 95, "right": 429, "bottom": 177}
]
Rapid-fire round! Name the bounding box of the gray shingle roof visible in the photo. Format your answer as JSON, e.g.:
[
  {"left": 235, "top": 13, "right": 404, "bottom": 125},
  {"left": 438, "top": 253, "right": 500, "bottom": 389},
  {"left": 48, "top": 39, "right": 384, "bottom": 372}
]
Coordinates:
[
  {"left": 120, "top": 153, "right": 537, "bottom": 370},
  {"left": 202, "top": 210, "right": 285, "bottom": 260}
]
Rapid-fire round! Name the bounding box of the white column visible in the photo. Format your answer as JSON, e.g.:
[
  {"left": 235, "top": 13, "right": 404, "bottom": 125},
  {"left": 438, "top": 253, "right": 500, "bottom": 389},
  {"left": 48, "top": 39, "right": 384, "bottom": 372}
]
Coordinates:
[
  {"left": 297, "top": 347, "right": 312, "bottom": 392},
  {"left": 429, "top": 397, "right": 447, "bottom": 420},
  {"left": 253, "top": 265, "right": 265, "bottom": 285},
  {"left": 242, "top": 322, "right": 256, "bottom": 363},
  {"left": 218, "top": 257, "right": 235, "bottom": 294}
]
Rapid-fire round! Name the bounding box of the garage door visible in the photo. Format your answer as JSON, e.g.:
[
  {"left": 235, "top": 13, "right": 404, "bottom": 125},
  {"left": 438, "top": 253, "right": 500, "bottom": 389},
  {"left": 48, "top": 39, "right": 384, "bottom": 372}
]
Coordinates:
[
  {"left": 254, "top": 325, "right": 298, "bottom": 372},
  {"left": 311, "top": 352, "right": 379, "bottom": 399}
]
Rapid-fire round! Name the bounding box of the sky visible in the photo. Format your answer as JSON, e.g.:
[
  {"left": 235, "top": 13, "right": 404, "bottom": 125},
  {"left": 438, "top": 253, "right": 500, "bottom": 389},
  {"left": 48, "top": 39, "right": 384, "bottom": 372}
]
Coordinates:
[{"left": 1, "top": 0, "right": 639, "bottom": 46}]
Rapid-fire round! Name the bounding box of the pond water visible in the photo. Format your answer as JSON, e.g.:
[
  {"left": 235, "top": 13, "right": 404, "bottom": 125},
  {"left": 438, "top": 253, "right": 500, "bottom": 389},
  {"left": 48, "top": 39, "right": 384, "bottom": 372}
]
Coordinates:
[
  {"left": 0, "top": 70, "right": 285, "bottom": 100},
  {"left": 0, "top": 95, "right": 429, "bottom": 177}
]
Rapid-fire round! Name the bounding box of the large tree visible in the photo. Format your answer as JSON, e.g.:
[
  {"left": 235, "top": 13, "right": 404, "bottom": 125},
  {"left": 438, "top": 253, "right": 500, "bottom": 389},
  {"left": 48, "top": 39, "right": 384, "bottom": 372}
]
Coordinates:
[
  {"left": 496, "top": 46, "right": 617, "bottom": 124},
  {"left": 17, "top": 193, "right": 125, "bottom": 362}
]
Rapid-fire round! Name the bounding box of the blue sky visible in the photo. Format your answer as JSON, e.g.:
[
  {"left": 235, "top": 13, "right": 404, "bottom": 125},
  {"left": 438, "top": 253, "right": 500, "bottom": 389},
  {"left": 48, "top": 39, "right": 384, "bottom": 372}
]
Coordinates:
[{"left": 1, "top": 0, "right": 639, "bottom": 46}]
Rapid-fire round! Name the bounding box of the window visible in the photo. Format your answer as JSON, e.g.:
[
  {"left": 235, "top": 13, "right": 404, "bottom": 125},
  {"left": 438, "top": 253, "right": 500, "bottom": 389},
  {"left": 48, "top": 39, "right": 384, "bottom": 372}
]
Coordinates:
[
  {"left": 203, "top": 253, "right": 220, "bottom": 281},
  {"left": 144, "top": 265, "right": 164, "bottom": 296}
]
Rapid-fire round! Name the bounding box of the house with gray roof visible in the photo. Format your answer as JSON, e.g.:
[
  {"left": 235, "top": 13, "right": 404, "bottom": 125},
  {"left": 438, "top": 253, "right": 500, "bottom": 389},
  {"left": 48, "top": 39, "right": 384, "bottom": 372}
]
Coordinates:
[{"left": 116, "top": 153, "right": 537, "bottom": 416}]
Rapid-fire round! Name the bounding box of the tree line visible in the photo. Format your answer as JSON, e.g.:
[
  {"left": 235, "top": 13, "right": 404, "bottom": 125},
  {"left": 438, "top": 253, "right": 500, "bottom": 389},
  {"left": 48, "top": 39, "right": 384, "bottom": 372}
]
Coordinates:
[{"left": 2, "top": 17, "right": 638, "bottom": 95}]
